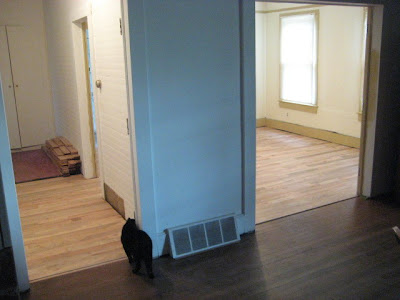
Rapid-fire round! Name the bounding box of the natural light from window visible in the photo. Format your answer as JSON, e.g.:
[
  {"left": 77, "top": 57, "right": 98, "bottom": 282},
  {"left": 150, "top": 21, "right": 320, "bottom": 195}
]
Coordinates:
[{"left": 280, "top": 12, "right": 318, "bottom": 106}]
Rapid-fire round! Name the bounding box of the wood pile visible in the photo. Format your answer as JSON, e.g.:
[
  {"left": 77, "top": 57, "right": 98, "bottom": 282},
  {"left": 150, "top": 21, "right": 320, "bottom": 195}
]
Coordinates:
[{"left": 42, "top": 137, "right": 81, "bottom": 176}]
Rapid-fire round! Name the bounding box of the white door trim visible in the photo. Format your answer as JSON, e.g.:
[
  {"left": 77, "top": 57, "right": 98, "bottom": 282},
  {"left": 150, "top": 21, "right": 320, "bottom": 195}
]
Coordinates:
[
  {"left": 71, "top": 16, "right": 104, "bottom": 182},
  {"left": 121, "top": 0, "right": 141, "bottom": 221}
]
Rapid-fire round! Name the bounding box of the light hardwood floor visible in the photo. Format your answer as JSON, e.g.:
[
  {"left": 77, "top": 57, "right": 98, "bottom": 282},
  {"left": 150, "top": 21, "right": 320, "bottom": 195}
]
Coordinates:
[
  {"left": 16, "top": 175, "right": 126, "bottom": 281},
  {"left": 256, "top": 127, "right": 359, "bottom": 224}
]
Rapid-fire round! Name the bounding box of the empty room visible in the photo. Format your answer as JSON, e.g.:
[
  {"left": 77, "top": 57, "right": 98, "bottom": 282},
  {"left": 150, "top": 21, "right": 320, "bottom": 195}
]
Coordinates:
[{"left": 255, "top": 2, "right": 369, "bottom": 223}]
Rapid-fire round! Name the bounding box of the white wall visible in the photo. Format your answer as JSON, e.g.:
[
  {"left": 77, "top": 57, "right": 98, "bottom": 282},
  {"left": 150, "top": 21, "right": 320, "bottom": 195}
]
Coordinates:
[
  {"left": 0, "top": 0, "right": 55, "bottom": 145},
  {"left": 43, "top": 0, "right": 135, "bottom": 217},
  {"left": 256, "top": 3, "right": 365, "bottom": 138}
]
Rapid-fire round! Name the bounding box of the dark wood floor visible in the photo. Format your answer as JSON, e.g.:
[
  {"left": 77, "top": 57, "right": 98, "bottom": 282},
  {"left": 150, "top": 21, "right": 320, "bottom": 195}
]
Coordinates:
[{"left": 22, "top": 197, "right": 400, "bottom": 299}]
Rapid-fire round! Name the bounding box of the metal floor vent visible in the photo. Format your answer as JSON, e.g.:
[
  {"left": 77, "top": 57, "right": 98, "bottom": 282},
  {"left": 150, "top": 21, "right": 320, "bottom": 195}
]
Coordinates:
[{"left": 168, "top": 215, "right": 240, "bottom": 259}]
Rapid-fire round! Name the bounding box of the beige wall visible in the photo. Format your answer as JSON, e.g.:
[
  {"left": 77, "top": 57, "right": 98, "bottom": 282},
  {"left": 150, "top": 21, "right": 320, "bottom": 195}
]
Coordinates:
[
  {"left": 256, "top": 3, "right": 365, "bottom": 138},
  {"left": 43, "top": 0, "right": 135, "bottom": 218},
  {"left": 0, "top": 0, "right": 55, "bottom": 145}
]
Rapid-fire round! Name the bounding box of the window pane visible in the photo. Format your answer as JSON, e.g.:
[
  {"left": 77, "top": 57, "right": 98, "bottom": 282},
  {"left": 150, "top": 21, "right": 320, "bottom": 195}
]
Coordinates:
[
  {"left": 281, "top": 64, "right": 313, "bottom": 103},
  {"left": 281, "top": 15, "right": 314, "bottom": 64}
]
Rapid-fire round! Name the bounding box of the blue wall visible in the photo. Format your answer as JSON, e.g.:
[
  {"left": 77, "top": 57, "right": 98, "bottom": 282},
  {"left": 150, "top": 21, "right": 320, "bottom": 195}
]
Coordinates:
[
  {"left": 0, "top": 76, "right": 29, "bottom": 290},
  {"left": 128, "top": 0, "right": 255, "bottom": 254}
]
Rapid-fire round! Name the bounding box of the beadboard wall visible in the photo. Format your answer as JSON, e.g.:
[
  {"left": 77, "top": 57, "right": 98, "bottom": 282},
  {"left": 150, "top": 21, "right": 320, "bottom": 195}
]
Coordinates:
[{"left": 43, "top": 0, "right": 135, "bottom": 218}]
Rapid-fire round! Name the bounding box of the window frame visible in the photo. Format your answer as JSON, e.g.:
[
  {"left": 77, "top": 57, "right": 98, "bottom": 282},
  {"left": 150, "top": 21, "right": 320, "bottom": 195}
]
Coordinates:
[
  {"left": 279, "top": 10, "right": 319, "bottom": 109},
  {"left": 359, "top": 7, "right": 369, "bottom": 115}
]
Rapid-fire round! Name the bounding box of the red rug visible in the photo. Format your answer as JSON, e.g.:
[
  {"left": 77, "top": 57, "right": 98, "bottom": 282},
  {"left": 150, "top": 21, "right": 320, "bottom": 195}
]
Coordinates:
[{"left": 12, "top": 149, "right": 61, "bottom": 184}]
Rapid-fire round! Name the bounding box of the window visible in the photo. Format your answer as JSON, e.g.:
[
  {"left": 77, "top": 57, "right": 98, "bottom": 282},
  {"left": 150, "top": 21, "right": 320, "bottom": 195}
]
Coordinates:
[{"left": 280, "top": 11, "right": 318, "bottom": 106}]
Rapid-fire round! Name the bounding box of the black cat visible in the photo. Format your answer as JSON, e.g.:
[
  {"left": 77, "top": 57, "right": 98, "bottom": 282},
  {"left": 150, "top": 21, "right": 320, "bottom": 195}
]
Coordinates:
[{"left": 121, "top": 218, "right": 154, "bottom": 279}]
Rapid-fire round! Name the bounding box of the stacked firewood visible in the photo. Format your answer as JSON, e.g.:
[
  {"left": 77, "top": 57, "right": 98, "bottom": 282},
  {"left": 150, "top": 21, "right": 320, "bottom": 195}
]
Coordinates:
[{"left": 42, "top": 137, "right": 81, "bottom": 176}]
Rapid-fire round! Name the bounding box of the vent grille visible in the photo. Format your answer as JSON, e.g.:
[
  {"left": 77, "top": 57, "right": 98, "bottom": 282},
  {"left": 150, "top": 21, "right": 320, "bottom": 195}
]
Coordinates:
[{"left": 168, "top": 215, "right": 240, "bottom": 259}]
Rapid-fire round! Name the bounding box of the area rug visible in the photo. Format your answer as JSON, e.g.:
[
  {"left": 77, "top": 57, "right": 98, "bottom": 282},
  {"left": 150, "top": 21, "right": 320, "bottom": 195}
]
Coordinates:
[{"left": 12, "top": 149, "right": 61, "bottom": 184}]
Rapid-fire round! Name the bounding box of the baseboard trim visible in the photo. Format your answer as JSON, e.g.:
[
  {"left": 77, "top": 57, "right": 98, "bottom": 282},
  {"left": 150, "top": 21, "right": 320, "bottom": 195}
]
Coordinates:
[
  {"left": 104, "top": 183, "right": 125, "bottom": 218},
  {"left": 264, "top": 118, "right": 360, "bottom": 148},
  {"left": 256, "top": 118, "right": 266, "bottom": 128},
  {"left": 11, "top": 145, "right": 42, "bottom": 153}
]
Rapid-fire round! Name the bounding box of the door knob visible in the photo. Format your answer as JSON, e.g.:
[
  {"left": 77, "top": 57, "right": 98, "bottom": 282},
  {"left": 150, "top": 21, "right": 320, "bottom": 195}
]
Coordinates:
[{"left": 95, "top": 80, "right": 102, "bottom": 88}]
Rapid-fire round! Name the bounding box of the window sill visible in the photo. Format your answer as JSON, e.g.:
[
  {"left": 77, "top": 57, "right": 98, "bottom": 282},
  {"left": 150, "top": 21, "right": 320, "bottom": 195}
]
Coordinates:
[{"left": 279, "top": 100, "right": 318, "bottom": 113}]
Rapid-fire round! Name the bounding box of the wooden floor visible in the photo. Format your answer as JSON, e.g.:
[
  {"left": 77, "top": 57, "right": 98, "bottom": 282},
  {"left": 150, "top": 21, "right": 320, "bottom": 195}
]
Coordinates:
[
  {"left": 22, "top": 197, "right": 400, "bottom": 299},
  {"left": 257, "top": 127, "right": 359, "bottom": 223},
  {"left": 17, "top": 175, "right": 126, "bottom": 281}
]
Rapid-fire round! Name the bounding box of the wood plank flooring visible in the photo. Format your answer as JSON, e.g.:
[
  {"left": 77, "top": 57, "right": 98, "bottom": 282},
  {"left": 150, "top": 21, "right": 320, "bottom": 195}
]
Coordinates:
[
  {"left": 16, "top": 175, "right": 126, "bottom": 281},
  {"left": 16, "top": 128, "right": 359, "bottom": 282},
  {"left": 22, "top": 197, "right": 400, "bottom": 299},
  {"left": 257, "top": 127, "right": 359, "bottom": 223}
]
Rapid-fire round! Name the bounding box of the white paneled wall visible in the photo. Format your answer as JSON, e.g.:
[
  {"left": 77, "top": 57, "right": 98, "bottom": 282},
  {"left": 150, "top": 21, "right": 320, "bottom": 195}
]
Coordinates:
[
  {"left": 43, "top": 0, "right": 135, "bottom": 218},
  {"left": 91, "top": 0, "right": 134, "bottom": 218}
]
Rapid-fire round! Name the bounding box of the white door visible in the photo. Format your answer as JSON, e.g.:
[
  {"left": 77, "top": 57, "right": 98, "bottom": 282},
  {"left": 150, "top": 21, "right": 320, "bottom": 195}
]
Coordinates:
[
  {"left": 91, "top": 0, "right": 135, "bottom": 216},
  {"left": 0, "top": 26, "right": 21, "bottom": 149},
  {"left": 7, "top": 26, "right": 53, "bottom": 147}
]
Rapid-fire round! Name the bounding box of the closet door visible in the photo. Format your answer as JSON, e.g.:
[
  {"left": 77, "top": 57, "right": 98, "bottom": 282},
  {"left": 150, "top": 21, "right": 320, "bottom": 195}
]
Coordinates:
[
  {"left": 0, "top": 26, "right": 21, "bottom": 149},
  {"left": 7, "top": 26, "right": 52, "bottom": 147}
]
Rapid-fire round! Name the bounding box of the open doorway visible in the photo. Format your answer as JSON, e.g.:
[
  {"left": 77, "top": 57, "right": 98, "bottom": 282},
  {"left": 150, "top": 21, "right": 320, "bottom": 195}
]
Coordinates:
[
  {"left": 255, "top": 2, "right": 370, "bottom": 223},
  {"left": 0, "top": 0, "right": 136, "bottom": 282}
]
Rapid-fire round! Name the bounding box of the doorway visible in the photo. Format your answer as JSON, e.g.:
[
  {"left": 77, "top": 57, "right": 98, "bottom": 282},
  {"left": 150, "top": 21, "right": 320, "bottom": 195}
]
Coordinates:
[
  {"left": 0, "top": 0, "right": 137, "bottom": 282},
  {"left": 255, "top": 2, "right": 370, "bottom": 223},
  {"left": 82, "top": 21, "right": 99, "bottom": 178}
]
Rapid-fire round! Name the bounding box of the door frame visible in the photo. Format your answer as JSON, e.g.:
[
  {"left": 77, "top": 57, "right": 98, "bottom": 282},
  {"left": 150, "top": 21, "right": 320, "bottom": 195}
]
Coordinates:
[
  {"left": 71, "top": 15, "right": 103, "bottom": 181},
  {"left": 252, "top": 0, "right": 384, "bottom": 216},
  {"left": 255, "top": 2, "right": 383, "bottom": 199},
  {"left": 121, "top": 0, "right": 141, "bottom": 220},
  {"left": 81, "top": 21, "right": 99, "bottom": 178}
]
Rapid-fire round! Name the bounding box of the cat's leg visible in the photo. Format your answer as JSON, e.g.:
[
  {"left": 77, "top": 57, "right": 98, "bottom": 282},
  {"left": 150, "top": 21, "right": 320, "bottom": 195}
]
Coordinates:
[
  {"left": 144, "top": 256, "right": 154, "bottom": 279},
  {"left": 132, "top": 258, "right": 141, "bottom": 274},
  {"left": 122, "top": 245, "right": 133, "bottom": 264}
]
